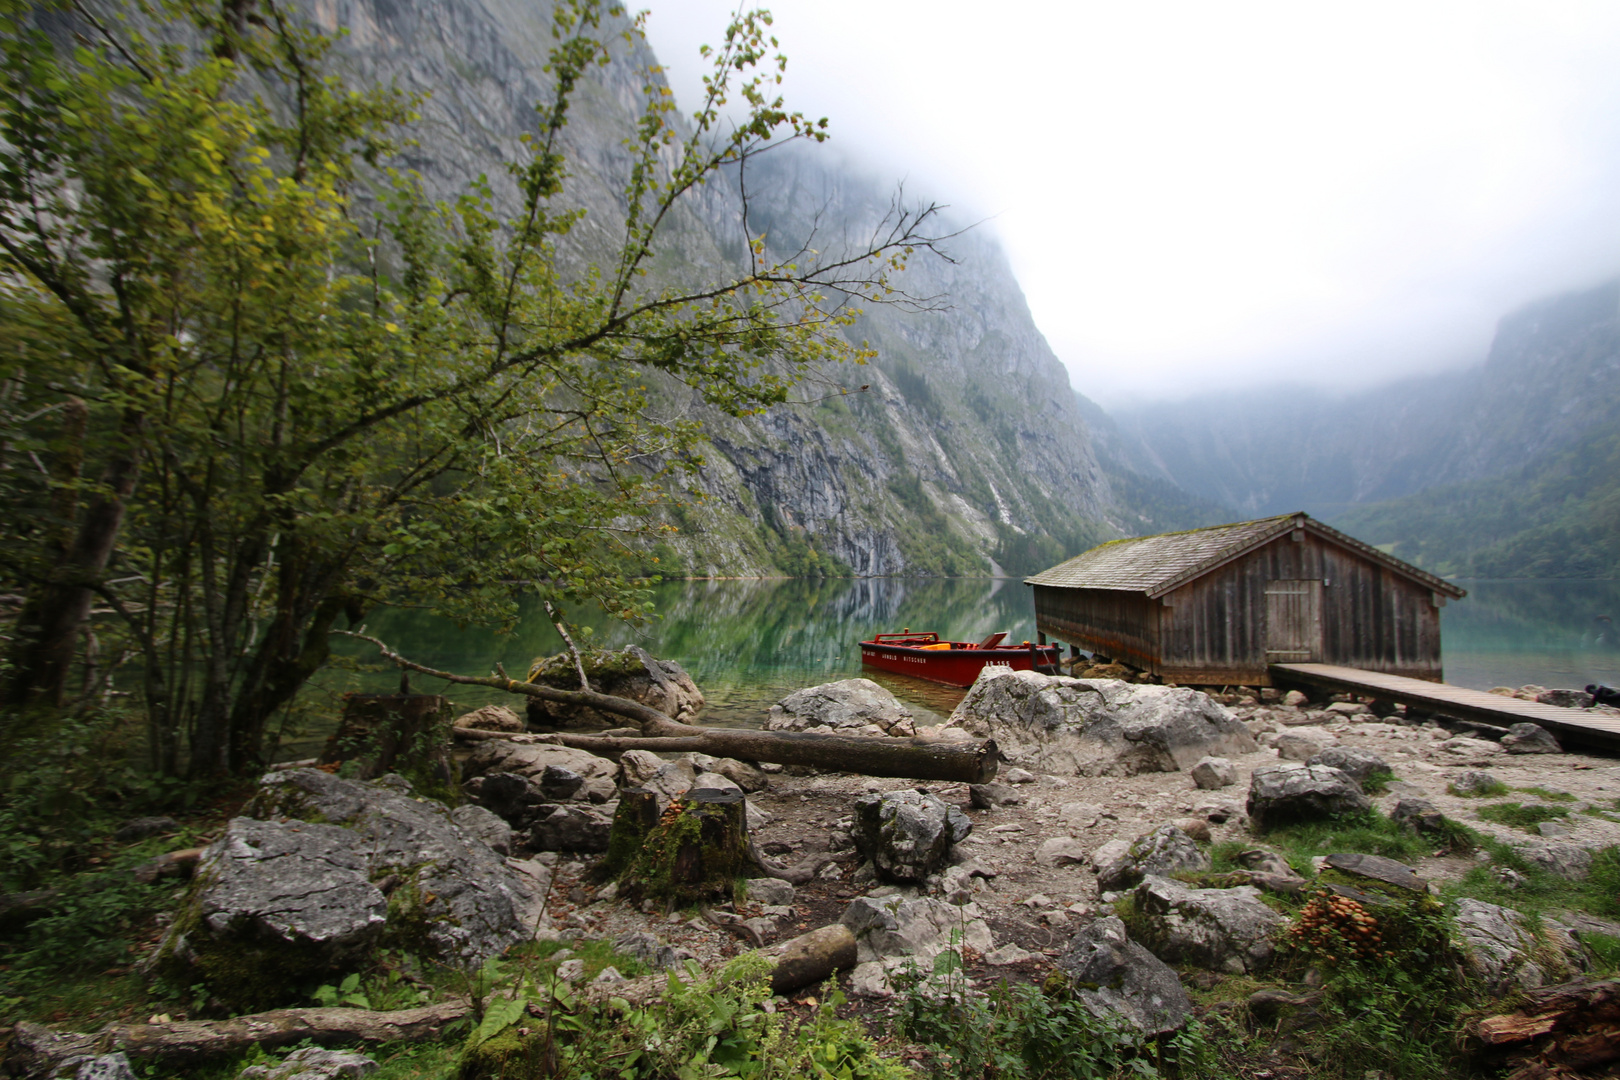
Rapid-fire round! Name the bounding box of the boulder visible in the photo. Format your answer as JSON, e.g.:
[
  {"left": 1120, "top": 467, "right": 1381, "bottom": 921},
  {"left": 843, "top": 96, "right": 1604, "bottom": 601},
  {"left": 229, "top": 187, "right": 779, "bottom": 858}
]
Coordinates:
[
  {"left": 1246, "top": 763, "right": 1371, "bottom": 830},
  {"left": 1274, "top": 728, "right": 1335, "bottom": 762},
  {"left": 523, "top": 645, "right": 703, "bottom": 729},
  {"left": 1095, "top": 825, "right": 1210, "bottom": 893},
  {"left": 1282, "top": 690, "right": 1310, "bottom": 707},
  {"left": 456, "top": 704, "right": 524, "bottom": 732},
  {"left": 450, "top": 804, "right": 514, "bottom": 856},
  {"left": 618, "top": 749, "right": 697, "bottom": 808},
  {"left": 1305, "top": 746, "right": 1392, "bottom": 786},
  {"left": 841, "top": 894, "right": 993, "bottom": 996},
  {"left": 1513, "top": 841, "right": 1593, "bottom": 881},
  {"left": 694, "top": 756, "right": 770, "bottom": 793},
  {"left": 1536, "top": 689, "right": 1595, "bottom": 710},
  {"left": 154, "top": 770, "right": 547, "bottom": 1009},
  {"left": 1132, "top": 875, "right": 1283, "bottom": 974},
  {"left": 1035, "top": 837, "right": 1090, "bottom": 868},
  {"left": 1500, "top": 723, "right": 1561, "bottom": 754},
  {"left": 852, "top": 790, "right": 972, "bottom": 883},
  {"left": 612, "top": 931, "right": 696, "bottom": 972},
  {"left": 1189, "top": 756, "right": 1237, "bottom": 790},
  {"left": 530, "top": 805, "right": 613, "bottom": 853},
  {"left": 462, "top": 740, "right": 617, "bottom": 805},
  {"left": 1451, "top": 770, "right": 1503, "bottom": 796},
  {"left": 764, "top": 679, "right": 916, "bottom": 737},
  {"left": 238, "top": 1047, "right": 380, "bottom": 1079},
  {"left": 968, "top": 782, "right": 1021, "bottom": 808},
  {"left": 1453, "top": 898, "right": 1584, "bottom": 994},
  {"left": 1390, "top": 798, "right": 1446, "bottom": 836},
  {"left": 743, "top": 877, "right": 796, "bottom": 907},
  {"left": 946, "top": 669, "right": 1257, "bottom": 777},
  {"left": 1052, "top": 916, "right": 1192, "bottom": 1036}
]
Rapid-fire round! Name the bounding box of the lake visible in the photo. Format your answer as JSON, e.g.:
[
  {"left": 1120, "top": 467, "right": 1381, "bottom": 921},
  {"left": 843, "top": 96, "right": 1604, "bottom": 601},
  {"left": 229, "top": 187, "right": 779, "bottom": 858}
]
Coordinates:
[{"left": 293, "top": 577, "right": 1620, "bottom": 757}]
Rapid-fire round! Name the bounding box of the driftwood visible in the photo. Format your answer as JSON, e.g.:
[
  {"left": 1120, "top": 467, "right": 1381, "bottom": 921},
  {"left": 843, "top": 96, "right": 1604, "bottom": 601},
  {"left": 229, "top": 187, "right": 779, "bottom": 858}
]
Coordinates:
[
  {"left": 332, "top": 629, "right": 999, "bottom": 783},
  {"left": 1473, "top": 978, "right": 1620, "bottom": 1080},
  {"left": 746, "top": 837, "right": 836, "bottom": 885},
  {"left": 7, "top": 1003, "right": 471, "bottom": 1075}
]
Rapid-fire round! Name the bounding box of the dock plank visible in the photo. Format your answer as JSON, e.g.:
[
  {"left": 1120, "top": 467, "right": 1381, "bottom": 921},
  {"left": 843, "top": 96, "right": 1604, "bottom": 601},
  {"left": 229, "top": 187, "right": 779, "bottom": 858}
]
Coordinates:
[{"left": 1270, "top": 662, "right": 1620, "bottom": 755}]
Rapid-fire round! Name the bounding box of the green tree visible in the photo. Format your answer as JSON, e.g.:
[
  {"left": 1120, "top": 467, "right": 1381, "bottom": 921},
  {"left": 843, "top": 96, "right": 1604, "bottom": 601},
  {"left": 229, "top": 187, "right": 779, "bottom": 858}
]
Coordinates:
[{"left": 0, "top": 0, "right": 944, "bottom": 773}]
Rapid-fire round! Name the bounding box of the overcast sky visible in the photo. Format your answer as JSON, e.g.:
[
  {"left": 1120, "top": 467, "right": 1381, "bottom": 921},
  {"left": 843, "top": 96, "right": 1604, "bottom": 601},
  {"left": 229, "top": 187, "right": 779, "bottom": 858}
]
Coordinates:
[{"left": 641, "top": 1, "right": 1620, "bottom": 408}]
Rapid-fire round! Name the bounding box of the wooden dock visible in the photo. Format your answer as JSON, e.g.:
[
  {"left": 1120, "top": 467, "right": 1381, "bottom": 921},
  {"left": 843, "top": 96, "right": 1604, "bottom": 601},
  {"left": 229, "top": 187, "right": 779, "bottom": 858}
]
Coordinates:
[{"left": 1270, "top": 662, "right": 1620, "bottom": 755}]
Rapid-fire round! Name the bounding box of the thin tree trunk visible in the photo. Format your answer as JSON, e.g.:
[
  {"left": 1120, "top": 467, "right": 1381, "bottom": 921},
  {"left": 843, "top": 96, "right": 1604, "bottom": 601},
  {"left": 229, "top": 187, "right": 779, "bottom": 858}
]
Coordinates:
[{"left": 6, "top": 404, "right": 141, "bottom": 713}]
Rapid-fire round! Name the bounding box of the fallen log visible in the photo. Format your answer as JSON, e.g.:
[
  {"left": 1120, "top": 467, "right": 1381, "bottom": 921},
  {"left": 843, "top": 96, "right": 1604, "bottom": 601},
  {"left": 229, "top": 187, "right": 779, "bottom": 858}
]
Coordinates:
[
  {"left": 1473, "top": 978, "right": 1620, "bottom": 1080},
  {"left": 7, "top": 1002, "right": 471, "bottom": 1075},
  {"left": 761, "top": 924, "right": 858, "bottom": 996},
  {"left": 351, "top": 633, "right": 999, "bottom": 783}
]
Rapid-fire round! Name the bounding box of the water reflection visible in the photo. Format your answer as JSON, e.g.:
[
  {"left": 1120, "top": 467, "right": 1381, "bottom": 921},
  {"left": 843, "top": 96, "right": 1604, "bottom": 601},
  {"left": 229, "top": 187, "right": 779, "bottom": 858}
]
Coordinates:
[
  {"left": 317, "top": 578, "right": 1046, "bottom": 733},
  {"left": 295, "top": 577, "right": 1620, "bottom": 760},
  {"left": 1442, "top": 580, "right": 1620, "bottom": 691}
]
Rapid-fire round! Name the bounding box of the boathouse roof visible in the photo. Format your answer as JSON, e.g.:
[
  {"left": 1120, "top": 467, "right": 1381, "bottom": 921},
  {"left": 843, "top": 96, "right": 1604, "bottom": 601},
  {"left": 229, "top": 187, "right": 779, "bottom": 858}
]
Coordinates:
[{"left": 1024, "top": 512, "right": 1466, "bottom": 600}]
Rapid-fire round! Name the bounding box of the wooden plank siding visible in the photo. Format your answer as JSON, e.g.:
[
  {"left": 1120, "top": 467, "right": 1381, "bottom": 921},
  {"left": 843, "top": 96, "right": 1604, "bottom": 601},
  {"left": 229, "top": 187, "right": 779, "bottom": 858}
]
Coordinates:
[{"left": 1035, "top": 530, "right": 1448, "bottom": 686}]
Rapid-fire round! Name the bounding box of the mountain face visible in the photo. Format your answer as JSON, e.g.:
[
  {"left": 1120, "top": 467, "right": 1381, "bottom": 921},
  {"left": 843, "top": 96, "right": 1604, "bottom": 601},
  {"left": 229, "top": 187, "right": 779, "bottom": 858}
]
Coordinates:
[
  {"left": 1109, "top": 280, "right": 1620, "bottom": 576},
  {"left": 308, "top": 0, "right": 1213, "bottom": 577}
]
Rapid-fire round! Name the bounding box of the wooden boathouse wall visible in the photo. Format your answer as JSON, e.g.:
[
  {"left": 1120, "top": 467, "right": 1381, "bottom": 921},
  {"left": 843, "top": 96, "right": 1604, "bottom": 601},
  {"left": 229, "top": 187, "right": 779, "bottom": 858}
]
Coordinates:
[{"left": 1029, "top": 514, "right": 1462, "bottom": 687}]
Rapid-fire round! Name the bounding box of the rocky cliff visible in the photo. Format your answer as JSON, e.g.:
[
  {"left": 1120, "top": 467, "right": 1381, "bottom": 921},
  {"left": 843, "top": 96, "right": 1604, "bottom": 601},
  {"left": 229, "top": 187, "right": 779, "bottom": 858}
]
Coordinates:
[{"left": 308, "top": 0, "right": 1212, "bottom": 577}]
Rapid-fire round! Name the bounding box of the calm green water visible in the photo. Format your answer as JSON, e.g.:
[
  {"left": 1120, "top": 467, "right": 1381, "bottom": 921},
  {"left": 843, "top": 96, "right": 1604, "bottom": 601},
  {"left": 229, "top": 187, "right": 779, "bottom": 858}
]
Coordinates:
[{"left": 288, "top": 577, "right": 1620, "bottom": 758}]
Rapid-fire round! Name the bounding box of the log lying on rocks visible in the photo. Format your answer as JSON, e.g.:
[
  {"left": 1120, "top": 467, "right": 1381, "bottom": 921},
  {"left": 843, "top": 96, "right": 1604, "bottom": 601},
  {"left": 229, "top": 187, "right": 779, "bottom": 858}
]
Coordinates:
[
  {"left": 7, "top": 1003, "right": 471, "bottom": 1075},
  {"left": 762, "top": 924, "right": 858, "bottom": 996},
  {"left": 1473, "top": 978, "right": 1620, "bottom": 1080},
  {"left": 347, "top": 633, "right": 999, "bottom": 783}
]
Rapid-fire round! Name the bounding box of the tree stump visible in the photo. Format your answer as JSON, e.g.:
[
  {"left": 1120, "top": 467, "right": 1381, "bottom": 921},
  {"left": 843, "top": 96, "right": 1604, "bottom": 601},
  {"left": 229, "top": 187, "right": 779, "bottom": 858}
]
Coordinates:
[
  {"left": 598, "top": 788, "right": 662, "bottom": 881},
  {"left": 615, "top": 788, "right": 748, "bottom": 906},
  {"left": 318, "top": 694, "right": 457, "bottom": 797}
]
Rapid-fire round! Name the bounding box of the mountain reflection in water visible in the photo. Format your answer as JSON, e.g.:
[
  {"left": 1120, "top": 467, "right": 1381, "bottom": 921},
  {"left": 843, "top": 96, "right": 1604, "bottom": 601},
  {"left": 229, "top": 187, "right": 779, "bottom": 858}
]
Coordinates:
[{"left": 290, "top": 577, "right": 1620, "bottom": 760}]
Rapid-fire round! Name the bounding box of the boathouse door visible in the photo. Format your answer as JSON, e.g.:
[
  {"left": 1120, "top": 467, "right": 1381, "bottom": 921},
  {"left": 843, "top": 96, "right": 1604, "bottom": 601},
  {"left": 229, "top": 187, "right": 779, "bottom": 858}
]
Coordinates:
[{"left": 1264, "top": 579, "right": 1322, "bottom": 663}]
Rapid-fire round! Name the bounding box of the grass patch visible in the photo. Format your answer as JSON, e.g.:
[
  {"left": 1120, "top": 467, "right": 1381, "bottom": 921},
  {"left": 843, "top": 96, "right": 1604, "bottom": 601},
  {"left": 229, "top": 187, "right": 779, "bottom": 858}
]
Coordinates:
[
  {"left": 1476, "top": 802, "right": 1571, "bottom": 831},
  {"left": 1443, "top": 843, "right": 1620, "bottom": 921},
  {"left": 149, "top": 1038, "right": 463, "bottom": 1080},
  {"left": 1515, "top": 786, "right": 1577, "bottom": 802},
  {"left": 1587, "top": 933, "right": 1620, "bottom": 976},
  {"left": 1233, "top": 811, "right": 1432, "bottom": 869},
  {"left": 1448, "top": 777, "right": 1510, "bottom": 798},
  {"left": 510, "top": 936, "right": 650, "bottom": 983}
]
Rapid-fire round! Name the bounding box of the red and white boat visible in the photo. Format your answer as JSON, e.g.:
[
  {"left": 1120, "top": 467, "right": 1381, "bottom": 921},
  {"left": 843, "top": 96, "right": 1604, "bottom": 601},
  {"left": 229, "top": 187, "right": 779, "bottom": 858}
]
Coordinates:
[{"left": 858, "top": 629, "right": 1061, "bottom": 688}]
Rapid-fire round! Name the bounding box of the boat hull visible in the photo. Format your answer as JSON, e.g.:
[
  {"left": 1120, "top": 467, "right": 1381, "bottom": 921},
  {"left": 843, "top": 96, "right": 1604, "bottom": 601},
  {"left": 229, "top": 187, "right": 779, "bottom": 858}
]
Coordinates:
[{"left": 859, "top": 640, "right": 1061, "bottom": 688}]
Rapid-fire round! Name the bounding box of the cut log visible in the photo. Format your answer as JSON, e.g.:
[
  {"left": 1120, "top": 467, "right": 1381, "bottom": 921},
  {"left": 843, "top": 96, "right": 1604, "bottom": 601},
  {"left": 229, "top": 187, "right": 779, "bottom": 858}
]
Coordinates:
[
  {"left": 761, "top": 924, "right": 858, "bottom": 996},
  {"left": 6, "top": 1003, "right": 471, "bottom": 1074},
  {"left": 131, "top": 847, "right": 204, "bottom": 885},
  {"left": 619, "top": 788, "right": 748, "bottom": 905}
]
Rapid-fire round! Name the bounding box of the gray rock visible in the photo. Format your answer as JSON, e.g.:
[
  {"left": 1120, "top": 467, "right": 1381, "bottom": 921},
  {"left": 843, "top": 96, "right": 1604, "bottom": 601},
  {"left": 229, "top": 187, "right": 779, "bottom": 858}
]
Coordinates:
[
  {"left": 1325, "top": 701, "right": 1370, "bottom": 717},
  {"left": 765, "top": 679, "right": 916, "bottom": 737},
  {"left": 1305, "top": 746, "right": 1392, "bottom": 786},
  {"left": 1500, "top": 723, "right": 1561, "bottom": 754},
  {"left": 157, "top": 769, "right": 548, "bottom": 1001},
  {"left": 946, "top": 669, "right": 1257, "bottom": 776},
  {"left": 618, "top": 749, "right": 696, "bottom": 808},
  {"left": 743, "top": 877, "right": 796, "bottom": 906},
  {"left": 1536, "top": 689, "right": 1595, "bottom": 710},
  {"left": 449, "top": 804, "right": 514, "bottom": 856},
  {"left": 474, "top": 771, "right": 552, "bottom": 827},
  {"left": 1052, "top": 916, "right": 1192, "bottom": 1036},
  {"left": 1246, "top": 763, "right": 1371, "bottom": 830},
  {"left": 1538, "top": 821, "right": 1572, "bottom": 838},
  {"left": 690, "top": 771, "right": 744, "bottom": 799},
  {"left": 1035, "top": 836, "right": 1090, "bottom": 867},
  {"left": 75, "top": 1054, "right": 137, "bottom": 1080},
  {"left": 1095, "top": 825, "right": 1210, "bottom": 893},
  {"left": 1450, "top": 770, "right": 1503, "bottom": 796},
  {"left": 969, "top": 782, "right": 1021, "bottom": 808},
  {"left": 463, "top": 739, "right": 618, "bottom": 804},
  {"left": 840, "top": 894, "right": 993, "bottom": 964},
  {"left": 1282, "top": 690, "right": 1310, "bottom": 707},
  {"left": 539, "top": 764, "right": 586, "bottom": 802},
  {"left": 612, "top": 931, "right": 696, "bottom": 972},
  {"left": 1275, "top": 731, "right": 1332, "bottom": 762},
  {"left": 1002, "top": 767, "right": 1038, "bottom": 784},
  {"left": 1132, "top": 875, "right": 1283, "bottom": 973},
  {"left": 1514, "top": 841, "right": 1593, "bottom": 880},
  {"left": 1390, "top": 798, "right": 1446, "bottom": 835},
  {"left": 705, "top": 757, "right": 770, "bottom": 793},
  {"left": 1323, "top": 853, "right": 1427, "bottom": 892},
  {"left": 1189, "top": 756, "right": 1237, "bottom": 790},
  {"left": 852, "top": 790, "right": 972, "bottom": 883},
  {"left": 1233, "top": 848, "right": 1296, "bottom": 878},
  {"left": 114, "top": 816, "right": 179, "bottom": 843},
  {"left": 531, "top": 805, "right": 613, "bottom": 853},
  {"left": 455, "top": 704, "right": 524, "bottom": 732},
  {"left": 1453, "top": 898, "right": 1584, "bottom": 994},
  {"left": 238, "top": 1047, "right": 380, "bottom": 1079}
]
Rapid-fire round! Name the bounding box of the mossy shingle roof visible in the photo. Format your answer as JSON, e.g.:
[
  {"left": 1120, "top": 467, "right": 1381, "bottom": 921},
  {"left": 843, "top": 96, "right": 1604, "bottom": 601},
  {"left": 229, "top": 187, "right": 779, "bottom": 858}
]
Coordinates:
[{"left": 1024, "top": 513, "right": 1465, "bottom": 599}]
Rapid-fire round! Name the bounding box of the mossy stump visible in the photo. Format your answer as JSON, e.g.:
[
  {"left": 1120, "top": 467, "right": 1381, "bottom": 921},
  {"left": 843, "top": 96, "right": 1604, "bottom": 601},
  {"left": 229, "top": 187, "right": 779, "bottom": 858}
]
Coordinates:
[
  {"left": 616, "top": 788, "right": 747, "bottom": 905},
  {"left": 320, "top": 693, "right": 457, "bottom": 796},
  {"left": 458, "top": 1023, "right": 554, "bottom": 1080}
]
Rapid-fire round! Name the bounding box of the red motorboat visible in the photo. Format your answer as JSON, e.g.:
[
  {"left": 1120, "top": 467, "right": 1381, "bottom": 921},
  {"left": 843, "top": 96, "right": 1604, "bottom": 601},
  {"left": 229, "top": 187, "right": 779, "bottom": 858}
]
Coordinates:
[{"left": 859, "top": 629, "right": 1061, "bottom": 688}]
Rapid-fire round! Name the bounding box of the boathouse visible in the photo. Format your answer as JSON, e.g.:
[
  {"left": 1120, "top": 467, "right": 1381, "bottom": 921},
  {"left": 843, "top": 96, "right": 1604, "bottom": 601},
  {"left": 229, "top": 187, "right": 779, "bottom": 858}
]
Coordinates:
[{"left": 1025, "top": 513, "right": 1467, "bottom": 686}]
